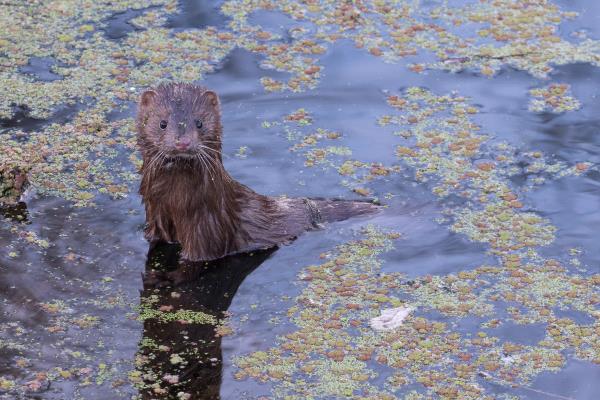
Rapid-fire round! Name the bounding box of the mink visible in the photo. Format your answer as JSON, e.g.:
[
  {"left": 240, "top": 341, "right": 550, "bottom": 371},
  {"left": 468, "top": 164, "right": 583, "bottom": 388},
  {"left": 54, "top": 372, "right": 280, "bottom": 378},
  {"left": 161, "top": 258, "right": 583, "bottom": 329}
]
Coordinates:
[{"left": 137, "top": 83, "right": 379, "bottom": 261}]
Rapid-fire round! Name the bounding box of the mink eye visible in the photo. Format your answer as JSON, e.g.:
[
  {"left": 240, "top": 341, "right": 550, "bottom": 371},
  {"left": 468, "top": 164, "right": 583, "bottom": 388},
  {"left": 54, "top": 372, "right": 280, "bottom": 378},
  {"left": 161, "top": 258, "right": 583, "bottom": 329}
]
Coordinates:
[
  {"left": 159, "top": 120, "right": 167, "bottom": 129},
  {"left": 195, "top": 119, "right": 203, "bottom": 129}
]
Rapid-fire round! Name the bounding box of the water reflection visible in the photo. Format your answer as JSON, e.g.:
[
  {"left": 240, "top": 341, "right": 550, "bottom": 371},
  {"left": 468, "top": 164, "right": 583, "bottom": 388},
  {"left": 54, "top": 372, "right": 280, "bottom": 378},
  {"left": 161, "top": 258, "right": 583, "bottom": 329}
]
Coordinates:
[
  {"left": 138, "top": 242, "right": 275, "bottom": 399},
  {"left": 0, "top": 201, "right": 28, "bottom": 223}
]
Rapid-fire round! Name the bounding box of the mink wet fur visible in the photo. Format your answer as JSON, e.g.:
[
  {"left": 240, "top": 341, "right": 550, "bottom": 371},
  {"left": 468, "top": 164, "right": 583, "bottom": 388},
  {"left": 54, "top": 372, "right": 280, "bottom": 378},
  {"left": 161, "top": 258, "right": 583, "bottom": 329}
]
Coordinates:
[{"left": 137, "top": 83, "right": 379, "bottom": 261}]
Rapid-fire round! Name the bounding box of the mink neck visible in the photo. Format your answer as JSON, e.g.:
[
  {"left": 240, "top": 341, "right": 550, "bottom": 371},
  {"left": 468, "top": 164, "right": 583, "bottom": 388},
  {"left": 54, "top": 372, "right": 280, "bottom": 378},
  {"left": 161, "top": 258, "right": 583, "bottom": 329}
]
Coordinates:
[{"left": 141, "top": 151, "right": 238, "bottom": 204}]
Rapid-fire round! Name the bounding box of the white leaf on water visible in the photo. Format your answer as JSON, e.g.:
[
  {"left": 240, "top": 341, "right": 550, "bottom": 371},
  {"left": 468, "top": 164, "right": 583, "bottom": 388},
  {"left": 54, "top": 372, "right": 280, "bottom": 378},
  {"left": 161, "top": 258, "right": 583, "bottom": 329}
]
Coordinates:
[{"left": 370, "top": 306, "right": 413, "bottom": 331}]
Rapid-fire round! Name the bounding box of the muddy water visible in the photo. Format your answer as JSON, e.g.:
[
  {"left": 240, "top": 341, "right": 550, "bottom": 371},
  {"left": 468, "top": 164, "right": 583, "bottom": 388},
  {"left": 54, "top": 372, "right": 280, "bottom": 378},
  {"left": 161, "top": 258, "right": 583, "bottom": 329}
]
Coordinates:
[{"left": 1, "top": 1, "right": 599, "bottom": 399}]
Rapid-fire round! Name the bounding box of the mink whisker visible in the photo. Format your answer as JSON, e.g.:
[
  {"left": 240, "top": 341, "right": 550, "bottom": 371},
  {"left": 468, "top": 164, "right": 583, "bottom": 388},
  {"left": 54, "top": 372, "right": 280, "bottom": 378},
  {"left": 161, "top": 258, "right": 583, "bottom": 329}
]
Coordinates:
[{"left": 195, "top": 152, "right": 214, "bottom": 183}]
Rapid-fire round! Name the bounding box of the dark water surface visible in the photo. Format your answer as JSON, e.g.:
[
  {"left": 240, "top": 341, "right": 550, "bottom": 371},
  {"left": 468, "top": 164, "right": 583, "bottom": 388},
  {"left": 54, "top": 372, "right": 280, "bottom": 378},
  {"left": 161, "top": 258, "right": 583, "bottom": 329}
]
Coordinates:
[{"left": 1, "top": 1, "right": 599, "bottom": 399}]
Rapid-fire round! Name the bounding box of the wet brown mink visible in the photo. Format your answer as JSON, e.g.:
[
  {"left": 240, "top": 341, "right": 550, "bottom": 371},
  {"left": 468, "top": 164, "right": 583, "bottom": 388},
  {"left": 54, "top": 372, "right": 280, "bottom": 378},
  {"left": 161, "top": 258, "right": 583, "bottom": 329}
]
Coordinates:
[{"left": 137, "top": 83, "right": 379, "bottom": 261}]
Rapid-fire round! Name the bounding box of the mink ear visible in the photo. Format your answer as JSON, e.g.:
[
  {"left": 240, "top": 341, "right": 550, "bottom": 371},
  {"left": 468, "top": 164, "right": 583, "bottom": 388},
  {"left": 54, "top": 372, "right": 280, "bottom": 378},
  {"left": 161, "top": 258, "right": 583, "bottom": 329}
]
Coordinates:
[
  {"left": 140, "top": 90, "right": 157, "bottom": 108},
  {"left": 202, "top": 90, "right": 219, "bottom": 108}
]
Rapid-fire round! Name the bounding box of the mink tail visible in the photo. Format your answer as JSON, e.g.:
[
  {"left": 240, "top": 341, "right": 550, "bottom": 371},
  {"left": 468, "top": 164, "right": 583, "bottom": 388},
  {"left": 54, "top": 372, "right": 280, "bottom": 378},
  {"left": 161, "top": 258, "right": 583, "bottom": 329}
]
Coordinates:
[{"left": 310, "top": 198, "right": 382, "bottom": 224}]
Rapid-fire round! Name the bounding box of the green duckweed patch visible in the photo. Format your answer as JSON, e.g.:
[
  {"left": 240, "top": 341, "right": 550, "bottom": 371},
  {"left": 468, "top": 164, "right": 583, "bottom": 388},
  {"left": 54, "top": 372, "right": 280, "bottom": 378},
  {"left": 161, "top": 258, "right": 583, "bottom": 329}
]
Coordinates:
[
  {"left": 222, "top": 0, "right": 600, "bottom": 88},
  {"left": 233, "top": 87, "right": 599, "bottom": 399},
  {"left": 137, "top": 294, "right": 217, "bottom": 325},
  {"left": 2, "top": 0, "right": 597, "bottom": 208},
  {"left": 234, "top": 224, "right": 598, "bottom": 398}
]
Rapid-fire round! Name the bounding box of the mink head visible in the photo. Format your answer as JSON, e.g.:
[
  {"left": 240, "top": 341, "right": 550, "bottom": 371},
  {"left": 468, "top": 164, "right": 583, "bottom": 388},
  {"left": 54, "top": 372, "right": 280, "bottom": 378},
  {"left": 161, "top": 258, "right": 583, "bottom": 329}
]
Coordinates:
[{"left": 136, "top": 83, "right": 222, "bottom": 161}]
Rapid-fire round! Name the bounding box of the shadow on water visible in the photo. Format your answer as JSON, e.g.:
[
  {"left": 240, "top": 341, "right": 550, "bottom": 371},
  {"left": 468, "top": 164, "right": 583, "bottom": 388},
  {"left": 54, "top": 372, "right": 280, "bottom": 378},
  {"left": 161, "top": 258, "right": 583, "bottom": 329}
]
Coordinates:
[
  {"left": 0, "top": 202, "right": 29, "bottom": 223},
  {"left": 138, "top": 242, "right": 275, "bottom": 399},
  {"left": 0, "top": 104, "right": 80, "bottom": 138},
  {"left": 0, "top": 105, "right": 50, "bottom": 136},
  {"left": 102, "top": 10, "right": 148, "bottom": 40},
  {"left": 166, "top": 0, "right": 227, "bottom": 30},
  {"left": 102, "top": 1, "right": 227, "bottom": 40}
]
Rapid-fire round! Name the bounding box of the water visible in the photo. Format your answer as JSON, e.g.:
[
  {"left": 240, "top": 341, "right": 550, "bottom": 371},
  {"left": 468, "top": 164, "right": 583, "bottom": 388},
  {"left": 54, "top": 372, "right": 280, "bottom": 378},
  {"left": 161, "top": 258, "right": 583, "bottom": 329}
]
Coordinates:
[{"left": 1, "top": 1, "right": 599, "bottom": 399}]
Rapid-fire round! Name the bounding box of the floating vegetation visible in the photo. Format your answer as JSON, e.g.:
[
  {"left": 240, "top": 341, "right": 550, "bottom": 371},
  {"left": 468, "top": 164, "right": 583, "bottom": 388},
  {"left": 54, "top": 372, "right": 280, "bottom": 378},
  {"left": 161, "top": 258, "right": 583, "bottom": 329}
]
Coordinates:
[
  {"left": 428, "top": 0, "right": 600, "bottom": 77},
  {"left": 0, "top": 116, "right": 136, "bottom": 206},
  {"left": 264, "top": 110, "right": 401, "bottom": 195},
  {"left": 136, "top": 294, "right": 217, "bottom": 325},
  {"left": 234, "top": 88, "right": 599, "bottom": 399},
  {"left": 234, "top": 227, "right": 402, "bottom": 399},
  {"left": 233, "top": 224, "right": 599, "bottom": 398},
  {"left": 1, "top": 0, "right": 597, "bottom": 205},
  {"left": 221, "top": 0, "right": 600, "bottom": 90},
  {"left": 528, "top": 83, "right": 582, "bottom": 113}
]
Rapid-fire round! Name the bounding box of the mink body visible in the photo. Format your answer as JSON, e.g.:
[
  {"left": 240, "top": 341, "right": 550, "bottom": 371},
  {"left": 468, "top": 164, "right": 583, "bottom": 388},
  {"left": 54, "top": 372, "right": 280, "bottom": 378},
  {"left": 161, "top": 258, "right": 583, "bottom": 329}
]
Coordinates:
[{"left": 137, "top": 83, "right": 378, "bottom": 261}]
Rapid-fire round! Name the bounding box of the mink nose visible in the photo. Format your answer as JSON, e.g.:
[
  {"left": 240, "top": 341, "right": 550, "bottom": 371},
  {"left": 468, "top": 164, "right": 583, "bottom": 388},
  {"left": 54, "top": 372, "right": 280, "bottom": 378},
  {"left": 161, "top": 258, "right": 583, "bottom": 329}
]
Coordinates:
[{"left": 175, "top": 137, "right": 191, "bottom": 150}]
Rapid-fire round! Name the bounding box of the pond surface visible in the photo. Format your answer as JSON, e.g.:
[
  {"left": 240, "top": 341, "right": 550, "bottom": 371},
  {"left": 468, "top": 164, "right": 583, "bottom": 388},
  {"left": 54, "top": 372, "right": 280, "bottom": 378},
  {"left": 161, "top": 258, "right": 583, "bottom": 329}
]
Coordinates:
[{"left": 0, "top": 1, "right": 599, "bottom": 399}]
